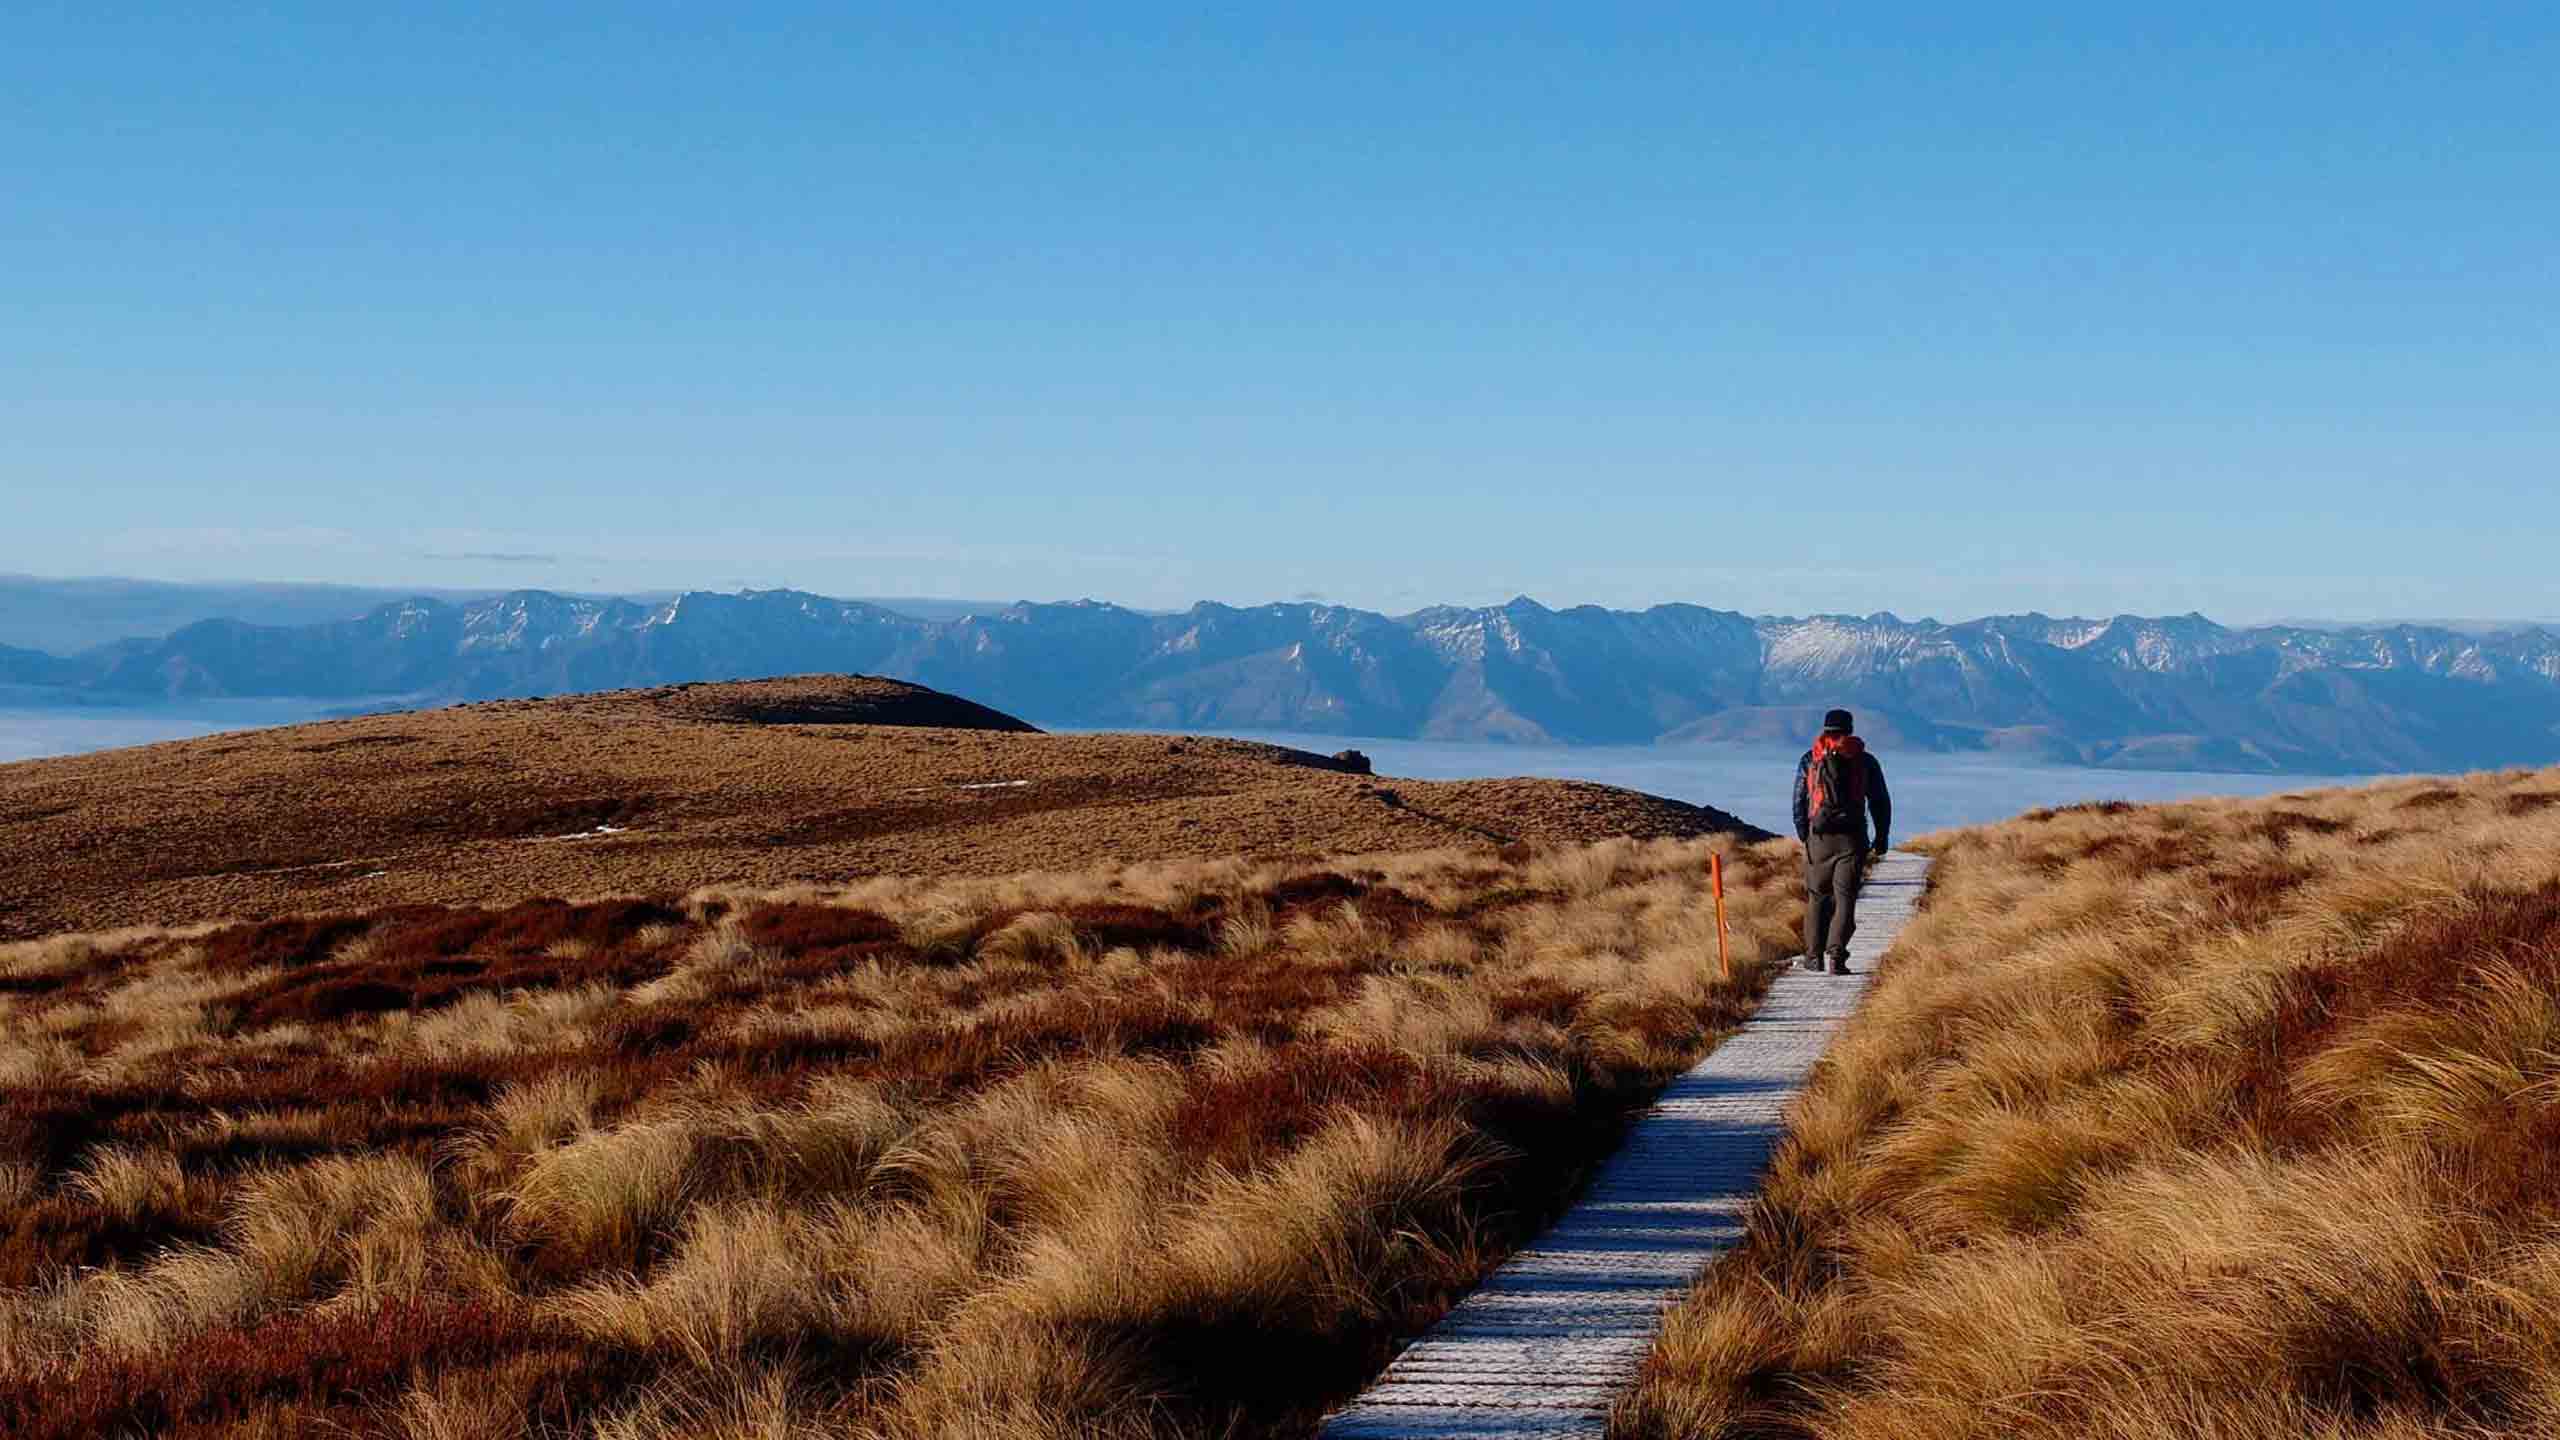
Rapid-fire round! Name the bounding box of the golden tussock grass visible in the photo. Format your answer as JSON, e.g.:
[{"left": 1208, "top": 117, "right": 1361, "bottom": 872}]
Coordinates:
[
  {"left": 0, "top": 834, "right": 1798, "bottom": 1438},
  {"left": 1616, "top": 770, "right": 2560, "bottom": 1440}
]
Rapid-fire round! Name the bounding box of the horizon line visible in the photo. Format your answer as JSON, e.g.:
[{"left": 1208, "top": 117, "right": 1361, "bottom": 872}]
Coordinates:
[{"left": 8, "top": 571, "right": 2560, "bottom": 646}]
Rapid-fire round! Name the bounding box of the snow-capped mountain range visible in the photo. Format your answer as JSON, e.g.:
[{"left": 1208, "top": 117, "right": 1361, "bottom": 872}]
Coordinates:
[{"left": 17, "top": 589, "right": 2560, "bottom": 774}]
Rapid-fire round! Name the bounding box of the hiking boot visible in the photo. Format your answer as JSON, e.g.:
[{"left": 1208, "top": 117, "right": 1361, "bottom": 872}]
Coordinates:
[{"left": 1826, "top": 952, "right": 1854, "bottom": 976}]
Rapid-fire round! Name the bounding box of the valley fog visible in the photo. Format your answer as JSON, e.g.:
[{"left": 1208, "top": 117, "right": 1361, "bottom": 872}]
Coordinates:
[{"left": 1175, "top": 731, "right": 2378, "bottom": 839}]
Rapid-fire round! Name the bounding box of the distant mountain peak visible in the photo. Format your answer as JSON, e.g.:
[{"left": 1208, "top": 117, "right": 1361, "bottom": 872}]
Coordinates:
[{"left": 23, "top": 586, "right": 2560, "bottom": 774}]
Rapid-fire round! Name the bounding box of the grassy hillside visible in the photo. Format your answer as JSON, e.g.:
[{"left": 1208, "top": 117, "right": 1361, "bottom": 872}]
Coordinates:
[
  {"left": 1616, "top": 769, "right": 2560, "bottom": 1439},
  {"left": 0, "top": 676, "right": 1761, "bottom": 940},
  {"left": 0, "top": 835, "right": 1797, "bottom": 1439}
]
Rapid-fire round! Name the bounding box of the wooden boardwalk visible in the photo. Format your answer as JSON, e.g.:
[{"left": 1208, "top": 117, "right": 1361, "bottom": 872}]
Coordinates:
[{"left": 1320, "top": 852, "right": 1931, "bottom": 1439}]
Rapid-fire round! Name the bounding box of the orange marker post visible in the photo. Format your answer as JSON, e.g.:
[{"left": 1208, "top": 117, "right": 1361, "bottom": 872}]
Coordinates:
[{"left": 1710, "top": 852, "right": 1732, "bottom": 981}]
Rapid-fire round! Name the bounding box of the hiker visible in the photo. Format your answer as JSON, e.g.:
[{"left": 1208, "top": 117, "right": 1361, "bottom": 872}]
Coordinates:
[{"left": 1792, "top": 708, "right": 1891, "bottom": 975}]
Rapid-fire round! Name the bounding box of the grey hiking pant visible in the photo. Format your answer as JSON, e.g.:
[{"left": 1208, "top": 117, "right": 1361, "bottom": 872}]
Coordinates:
[{"left": 1804, "top": 831, "right": 1866, "bottom": 960}]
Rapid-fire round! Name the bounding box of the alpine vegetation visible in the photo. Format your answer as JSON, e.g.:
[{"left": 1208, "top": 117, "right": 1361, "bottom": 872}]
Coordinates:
[
  {"left": 0, "top": 836, "right": 1798, "bottom": 1439},
  {"left": 1614, "top": 768, "right": 2560, "bottom": 1440}
]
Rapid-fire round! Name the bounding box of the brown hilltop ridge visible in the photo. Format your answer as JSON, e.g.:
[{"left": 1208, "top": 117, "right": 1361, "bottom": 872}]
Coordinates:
[
  {"left": 561, "top": 673, "right": 1044, "bottom": 731},
  {"left": 0, "top": 674, "right": 1764, "bottom": 939}
]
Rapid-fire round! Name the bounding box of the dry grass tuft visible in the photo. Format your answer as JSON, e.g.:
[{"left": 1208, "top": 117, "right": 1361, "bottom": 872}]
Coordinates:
[
  {"left": 1617, "top": 767, "right": 2560, "bottom": 1440},
  {"left": 0, "top": 834, "right": 1798, "bottom": 1438}
]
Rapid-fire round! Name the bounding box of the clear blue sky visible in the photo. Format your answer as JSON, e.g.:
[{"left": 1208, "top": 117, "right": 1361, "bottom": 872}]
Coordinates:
[{"left": 7, "top": 3, "right": 2555, "bottom": 622}]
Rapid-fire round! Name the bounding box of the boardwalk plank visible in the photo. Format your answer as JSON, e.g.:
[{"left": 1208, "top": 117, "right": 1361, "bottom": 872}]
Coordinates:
[{"left": 1318, "top": 852, "right": 1929, "bottom": 1438}]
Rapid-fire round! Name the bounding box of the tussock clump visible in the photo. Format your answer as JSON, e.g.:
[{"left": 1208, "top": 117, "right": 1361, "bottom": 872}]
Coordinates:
[
  {"left": 0, "top": 834, "right": 1795, "bottom": 1437},
  {"left": 1616, "top": 767, "right": 2560, "bottom": 1440}
]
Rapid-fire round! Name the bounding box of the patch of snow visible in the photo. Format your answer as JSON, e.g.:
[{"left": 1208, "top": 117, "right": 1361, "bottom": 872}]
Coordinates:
[
  {"left": 949, "top": 780, "right": 1030, "bottom": 790},
  {"left": 1417, "top": 616, "right": 1491, "bottom": 662},
  {"left": 389, "top": 603, "right": 436, "bottom": 640},
  {"left": 1765, "top": 619, "right": 1892, "bottom": 679}
]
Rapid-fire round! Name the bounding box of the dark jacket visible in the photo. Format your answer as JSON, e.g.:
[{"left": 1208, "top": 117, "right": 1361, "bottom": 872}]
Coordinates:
[{"left": 1793, "top": 745, "right": 1891, "bottom": 850}]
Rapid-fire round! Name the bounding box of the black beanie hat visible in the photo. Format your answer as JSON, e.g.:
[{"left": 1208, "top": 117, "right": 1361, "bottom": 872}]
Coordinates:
[{"left": 1822, "top": 708, "right": 1855, "bottom": 734}]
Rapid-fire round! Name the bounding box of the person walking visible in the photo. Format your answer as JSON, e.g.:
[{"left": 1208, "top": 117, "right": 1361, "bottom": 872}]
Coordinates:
[{"left": 1793, "top": 708, "right": 1891, "bottom": 975}]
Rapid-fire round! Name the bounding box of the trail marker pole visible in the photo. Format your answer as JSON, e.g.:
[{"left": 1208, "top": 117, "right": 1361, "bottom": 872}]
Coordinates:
[{"left": 1710, "top": 852, "right": 1731, "bottom": 981}]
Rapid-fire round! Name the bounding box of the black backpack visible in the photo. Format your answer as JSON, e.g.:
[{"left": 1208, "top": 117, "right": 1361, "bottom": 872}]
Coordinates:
[{"left": 1807, "top": 741, "right": 1866, "bottom": 834}]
